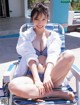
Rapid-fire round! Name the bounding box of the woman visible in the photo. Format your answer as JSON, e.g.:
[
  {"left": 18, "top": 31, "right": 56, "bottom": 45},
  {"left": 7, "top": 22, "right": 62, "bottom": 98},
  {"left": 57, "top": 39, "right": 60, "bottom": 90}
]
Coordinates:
[{"left": 8, "top": 2, "right": 75, "bottom": 101}]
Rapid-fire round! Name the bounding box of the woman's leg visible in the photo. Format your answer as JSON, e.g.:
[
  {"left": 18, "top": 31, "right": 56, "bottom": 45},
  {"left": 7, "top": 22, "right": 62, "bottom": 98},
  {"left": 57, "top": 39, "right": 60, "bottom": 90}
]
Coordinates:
[
  {"left": 8, "top": 76, "right": 74, "bottom": 100},
  {"left": 51, "top": 50, "right": 75, "bottom": 87},
  {"left": 47, "top": 50, "right": 75, "bottom": 100},
  {"left": 8, "top": 50, "right": 75, "bottom": 100}
]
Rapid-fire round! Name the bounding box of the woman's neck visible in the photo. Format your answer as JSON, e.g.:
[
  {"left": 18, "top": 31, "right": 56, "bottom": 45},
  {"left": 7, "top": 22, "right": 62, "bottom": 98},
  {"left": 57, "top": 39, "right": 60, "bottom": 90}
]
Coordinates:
[{"left": 34, "top": 28, "right": 45, "bottom": 37}]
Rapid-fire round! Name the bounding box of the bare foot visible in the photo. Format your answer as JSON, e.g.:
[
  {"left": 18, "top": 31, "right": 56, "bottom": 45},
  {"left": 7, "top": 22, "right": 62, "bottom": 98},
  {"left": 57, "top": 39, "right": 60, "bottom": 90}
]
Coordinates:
[
  {"left": 52, "top": 90, "right": 75, "bottom": 101},
  {"left": 67, "top": 91, "right": 75, "bottom": 101},
  {"left": 34, "top": 98, "right": 45, "bottom": 102}
]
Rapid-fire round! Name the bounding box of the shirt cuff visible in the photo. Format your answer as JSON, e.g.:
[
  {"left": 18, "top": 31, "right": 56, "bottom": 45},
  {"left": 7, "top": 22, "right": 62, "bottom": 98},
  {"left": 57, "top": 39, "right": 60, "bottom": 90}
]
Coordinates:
[{"left": 27, "top": 57, "right": 39, "bottom": 67}]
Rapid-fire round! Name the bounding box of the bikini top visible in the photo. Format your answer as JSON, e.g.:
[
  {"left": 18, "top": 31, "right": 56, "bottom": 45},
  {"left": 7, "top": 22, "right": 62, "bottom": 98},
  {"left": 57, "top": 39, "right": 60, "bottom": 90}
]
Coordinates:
[{"left": 35, "top": 47, "right": 47, "bottom": 57}]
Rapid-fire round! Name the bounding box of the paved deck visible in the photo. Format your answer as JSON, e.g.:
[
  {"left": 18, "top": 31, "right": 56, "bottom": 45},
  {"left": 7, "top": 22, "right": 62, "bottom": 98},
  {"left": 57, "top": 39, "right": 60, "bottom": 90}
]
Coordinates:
[
  {"left": 0, "top": 17, "right": 80, "bottom": 93},
  {"left": 0, "top": 17, "right": 30, "bottom": 35}
]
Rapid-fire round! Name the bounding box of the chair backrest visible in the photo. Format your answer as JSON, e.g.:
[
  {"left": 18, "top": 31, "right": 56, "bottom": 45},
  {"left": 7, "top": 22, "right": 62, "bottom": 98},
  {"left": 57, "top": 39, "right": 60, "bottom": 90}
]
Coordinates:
[{"left": 20, "top": 23, "right": 65, "bottom": 52}]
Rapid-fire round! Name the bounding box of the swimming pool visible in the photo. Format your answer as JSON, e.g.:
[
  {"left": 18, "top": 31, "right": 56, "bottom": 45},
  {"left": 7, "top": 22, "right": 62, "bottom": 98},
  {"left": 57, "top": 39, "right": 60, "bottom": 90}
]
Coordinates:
[{"left": 0, "top": 33, "right": 19, "bottom": 39}]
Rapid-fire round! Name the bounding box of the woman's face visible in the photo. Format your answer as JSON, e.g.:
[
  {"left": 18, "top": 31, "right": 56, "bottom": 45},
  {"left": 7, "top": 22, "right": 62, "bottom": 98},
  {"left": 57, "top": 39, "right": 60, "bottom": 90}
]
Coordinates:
[{"left": 32, "top": 13, "right": 48, "bottom": 31}]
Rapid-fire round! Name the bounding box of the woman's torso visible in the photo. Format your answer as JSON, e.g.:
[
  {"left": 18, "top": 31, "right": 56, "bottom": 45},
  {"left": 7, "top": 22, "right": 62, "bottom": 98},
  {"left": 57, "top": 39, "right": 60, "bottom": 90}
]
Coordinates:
[{"left": 32, "top": 29, "right": 50, "bottom": 73}]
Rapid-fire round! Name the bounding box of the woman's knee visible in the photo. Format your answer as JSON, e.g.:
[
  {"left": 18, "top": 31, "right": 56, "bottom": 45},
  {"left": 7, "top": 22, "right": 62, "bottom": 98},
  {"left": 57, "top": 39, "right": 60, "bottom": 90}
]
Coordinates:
[
  {"left": 62, "top": 50, "right": 75, "bottom": 63},
  {"left": 8, "top": 80, "right": 18, "bottom": 94}
]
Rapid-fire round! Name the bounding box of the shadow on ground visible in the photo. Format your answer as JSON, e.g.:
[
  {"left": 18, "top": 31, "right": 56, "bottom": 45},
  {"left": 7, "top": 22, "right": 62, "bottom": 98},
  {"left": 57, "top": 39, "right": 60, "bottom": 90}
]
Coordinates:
[
  {"left": 65, "top": 35, "right": 80, "bottom": 49},
  {"left": 0, "top": 37, "right": 19, "bottom": 63}
]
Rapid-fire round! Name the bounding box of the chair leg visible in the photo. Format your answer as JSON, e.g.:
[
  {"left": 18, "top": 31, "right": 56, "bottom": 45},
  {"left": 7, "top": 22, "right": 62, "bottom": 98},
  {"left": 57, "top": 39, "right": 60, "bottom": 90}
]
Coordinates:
[
  {"left": 9, "top": 93, "right": 12, "bottom": 105},
  {"left": 76, "top": 79, "right": 80, "bottom": 105}
]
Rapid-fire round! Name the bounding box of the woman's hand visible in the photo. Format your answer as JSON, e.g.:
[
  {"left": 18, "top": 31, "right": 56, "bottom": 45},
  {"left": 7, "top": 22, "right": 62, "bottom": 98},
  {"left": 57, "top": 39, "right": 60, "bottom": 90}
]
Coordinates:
[
  {"left": 35, "top": 80, "right": 45, "bottom": 96},
  {"left": 43, "top": 75, "right": 54, "bottom": 92}
]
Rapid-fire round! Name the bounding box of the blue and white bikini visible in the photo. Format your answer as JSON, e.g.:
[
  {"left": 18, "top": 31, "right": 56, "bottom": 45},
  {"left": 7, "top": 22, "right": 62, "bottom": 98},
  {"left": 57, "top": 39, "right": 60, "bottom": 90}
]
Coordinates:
[{"left": 26, "top": 47, "right": 47, "bottom": 82}]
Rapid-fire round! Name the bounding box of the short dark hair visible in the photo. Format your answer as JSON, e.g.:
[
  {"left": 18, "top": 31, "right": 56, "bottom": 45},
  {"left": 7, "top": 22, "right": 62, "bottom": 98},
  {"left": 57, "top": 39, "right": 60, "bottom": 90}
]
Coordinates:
[{"left": 31, "top": 2, "right": 49, "bottom": 21}]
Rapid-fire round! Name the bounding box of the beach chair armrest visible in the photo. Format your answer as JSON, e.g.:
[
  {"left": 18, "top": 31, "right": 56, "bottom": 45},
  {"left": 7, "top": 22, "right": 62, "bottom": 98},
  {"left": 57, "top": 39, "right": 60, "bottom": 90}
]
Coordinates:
[
  {"left": 71, "top": 64, "right": 80, "bottom": 80},
  {"left": 3, "top": 62, "right": 18, "bottom": 83},
  {"left": 2, "top": 62, "right": 18, "bottom": 99},
  {"left": 71, "top": 64, "right": 80, "bottom": 105}
]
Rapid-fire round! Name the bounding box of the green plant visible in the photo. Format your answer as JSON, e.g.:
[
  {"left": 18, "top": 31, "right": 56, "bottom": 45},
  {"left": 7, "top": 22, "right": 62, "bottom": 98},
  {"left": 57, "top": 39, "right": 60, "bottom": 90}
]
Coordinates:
[
  {"left": 28, "top": 0, "right": 49, "bottom": 9},
  {"left": 71, "top": 0, "right": 80, "bottom": 10}
]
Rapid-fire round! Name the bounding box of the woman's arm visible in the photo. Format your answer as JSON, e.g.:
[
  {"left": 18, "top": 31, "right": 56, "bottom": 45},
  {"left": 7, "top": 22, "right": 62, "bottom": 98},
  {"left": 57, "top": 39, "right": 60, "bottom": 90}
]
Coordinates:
[
  {"left": 44, "top": 62, "right": 54, "bottom": 76},
  {"left": 43, "top": 62, "right": 54, "bottom": 92},
  {"left": 29, "top": 60, "right": 41, "bottom": 82},
  {"left": 16, "top": 29, "right": 39, "bottom": 67},
  {"left": 46, "top": 31, "right": 62, "bottom": 65},
  {"left": 43, "top": 31, "right": 62, "bottom": 92},
  {"left": 29, "top": 60, "right": 45, "bottom": 95}
]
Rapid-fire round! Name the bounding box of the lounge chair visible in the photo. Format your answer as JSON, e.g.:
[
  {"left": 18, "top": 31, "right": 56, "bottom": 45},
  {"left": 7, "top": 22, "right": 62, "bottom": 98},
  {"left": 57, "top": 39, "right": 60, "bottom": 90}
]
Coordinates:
[{"left": 0, "top": 23, "right": 80, "bottom": 105}]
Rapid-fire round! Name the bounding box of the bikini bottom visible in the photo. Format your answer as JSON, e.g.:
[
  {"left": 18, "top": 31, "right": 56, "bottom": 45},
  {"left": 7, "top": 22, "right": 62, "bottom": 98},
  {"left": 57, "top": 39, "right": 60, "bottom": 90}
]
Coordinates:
[{"left": 26, "top": 69, "right": 44, "bottom": 82}]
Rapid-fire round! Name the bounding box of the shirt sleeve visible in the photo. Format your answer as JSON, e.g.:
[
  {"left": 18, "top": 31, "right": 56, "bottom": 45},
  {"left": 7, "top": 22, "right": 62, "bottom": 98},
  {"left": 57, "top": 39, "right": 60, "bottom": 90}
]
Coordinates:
[
  {"left": 16, "top": 29, "right": 39, "bottom": 67},
  {"left": 46, "top": 31, "right": 62, "bottom": 65}
]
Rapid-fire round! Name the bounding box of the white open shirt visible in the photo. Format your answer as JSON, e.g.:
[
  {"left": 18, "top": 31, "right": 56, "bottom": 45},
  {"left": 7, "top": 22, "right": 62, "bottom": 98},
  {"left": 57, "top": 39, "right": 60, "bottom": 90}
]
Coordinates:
[{"left": 14, "top": 27, "right": 62, "bottom": 77}]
